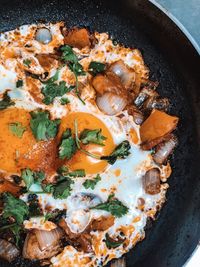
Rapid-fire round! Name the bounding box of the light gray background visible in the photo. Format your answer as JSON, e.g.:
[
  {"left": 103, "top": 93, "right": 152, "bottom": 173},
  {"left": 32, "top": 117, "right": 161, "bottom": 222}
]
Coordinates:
[{"left": 152, "top": 0, "right": 200, "bottom": 52}]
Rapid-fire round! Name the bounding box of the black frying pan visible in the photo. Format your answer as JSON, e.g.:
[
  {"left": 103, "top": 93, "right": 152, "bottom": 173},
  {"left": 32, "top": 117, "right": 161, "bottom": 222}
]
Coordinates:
[{"left": 0, "top": 0, "right": 200, "bottom": 267}]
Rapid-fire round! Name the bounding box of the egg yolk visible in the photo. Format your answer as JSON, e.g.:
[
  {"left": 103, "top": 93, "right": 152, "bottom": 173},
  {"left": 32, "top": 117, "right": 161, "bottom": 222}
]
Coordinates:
[
  {"left": 0, "top": 108, "right": 58, "bottom": 174},
  {"left": 59, "top": 112, "right": 115, "bottom": 174}
]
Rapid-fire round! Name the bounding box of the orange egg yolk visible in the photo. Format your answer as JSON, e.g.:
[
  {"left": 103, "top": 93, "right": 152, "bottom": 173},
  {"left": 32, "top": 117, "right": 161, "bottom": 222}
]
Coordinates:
[
  {"left": 59, "top": 112, "right": 115, "bottom": 174},
  {"left": 0, "top": 108, "right": 58, "bottom": 174}
]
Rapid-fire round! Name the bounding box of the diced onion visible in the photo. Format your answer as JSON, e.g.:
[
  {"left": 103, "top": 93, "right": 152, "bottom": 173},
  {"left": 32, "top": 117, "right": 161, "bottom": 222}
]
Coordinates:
[
  {"left": 35, "top": 228, "right": 63, "bottom": 251},
  {"left": 96, "top": 92, "right": 127, "bottom": 115},
  {"left": 143, "top": 168, "right": 161, "bottom": 195},
  {"left": 0, "top": 239, "right": 19, "bottom": 262},
  {"left": 153, "top": 136, "right": 177, "bottom": 164},
  {"left": 35, "top": 27, "right": 52, "bottom": 44}
]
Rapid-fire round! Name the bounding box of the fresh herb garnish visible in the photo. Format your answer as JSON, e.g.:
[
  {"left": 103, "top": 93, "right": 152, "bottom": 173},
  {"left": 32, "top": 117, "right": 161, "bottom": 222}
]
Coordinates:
[
  {"left": 58, "top": 166, "right": 85, "bottom": 177},
  {"left": 60, "top": 97, "right": 70, "bottom": 105},
  {"left": 101, "top": 140, "right": 131, "bottom": 165},
  {"left": 91, "top": 194, "right": 129, "bottom": 218},
  {"left": 9, "top": 122, "right": 26, "bottom": 138},
  {"left": 21, "top": 168, "right": 45, "bottom": 190},
  {"left": 30, "top": 110, "right": 60, "bottom": 141},
  {"left": 23, "top": 59, "right": 31, "bottom": 67},
  {"left": 0, "top": 92, "right": 14, "bottom": 110},
  {"left": 0, "top": 193, "right": 29, "bottom": 244},
  {"left": 88, "top": 61, "right": 106, "bottom": 76},
  {"left": 16, "top": 79, "right": 23, "bottom": 88},
  {"left": 83, "top": 174, "right": 101, "bottom": 190},
  {"left": 80, "top": 129, "right": 107, "bottom": 146},
  {"left": 41, "top": 71, "right": 74, "bottom": 105},
  {"left": 105, "top": 233, "right": 125, "bottom": 249},
  {"left": 43, "top": 175, "right": 74, "bottom": 199},
  {"left": 58, "top": 128, "right": 77, "bottom": 160},
  {"left": 60, "top": 45, "right": 86, "bottom": 104},
  {"left": 44, "top": 209, "right": 66, "bottom": 223}
]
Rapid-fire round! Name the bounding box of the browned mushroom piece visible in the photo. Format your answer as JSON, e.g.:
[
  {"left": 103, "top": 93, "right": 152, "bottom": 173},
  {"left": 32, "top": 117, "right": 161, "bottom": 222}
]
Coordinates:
[
  {"left": 88, "top": 216, "right": 115, "bottom": 231},
  {"left": 143, "top": 168, "right": 161, "bottom": 195},
  {"left": 23, "top": 231, "right": 62, "bottom": 260},
  {"left": 63, "top": 28, "right": 92, "bottom": 49},
  {"left": 58, "top": 219, "right": 93, "bottom": 253}
]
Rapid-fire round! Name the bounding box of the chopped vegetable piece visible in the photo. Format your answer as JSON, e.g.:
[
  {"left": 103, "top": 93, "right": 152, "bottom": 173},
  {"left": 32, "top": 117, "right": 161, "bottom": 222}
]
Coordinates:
[
  {"left": 30, "top": 110, "right": 60, "bottom": 141},
  {"left": 60, "top": 97, "right": 70, "bottom": 105},
  {"left": 83, "top": 174, "right": 101, "bottom": 190},
  {"left": 88, "top": 61, "right": 106, "bottom": 76},
  {"left": 63, "top": 28, "right": 91, "bottom": 49},
  {"left": 105, "top": 233, "right": 125, "bottom": 249},
  {"left": 21, "top": 168, "right": 45, "bottom": 190},
  {"left": 91, "top": 194, "right": 128, "bottom": 218},
  {"left": 140, "top": 109, "right": 179, "bottom": 144},
  {"left": 16, "top": 79, "right": 23, "bottom": 88},
  {"left": 80, "top": 129, "right": 107, "bottom": 146},
  {"left": 9, "top": 122, "right": 26, "bottom": 138},
  {"left": 68, "top": 169, "right": 86, "bottom": 177},
  {"left": 0, "top": 92, "right": 14, "bottom": 110},
  {"left": 101, "top": 140, "right": 131, "bottom": 164},
  {"left": 23, "top": 59, "right": 31, "bottom": 67}
]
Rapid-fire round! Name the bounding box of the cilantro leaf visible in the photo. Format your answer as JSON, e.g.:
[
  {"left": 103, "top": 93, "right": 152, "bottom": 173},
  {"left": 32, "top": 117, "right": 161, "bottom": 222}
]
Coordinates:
[
  {"left": 41, "top": 71, "right": 73, "bottom": 105},
  {"left": 105, "top": 233, "right": 125, "bottom": 249},
  {"left": 58, "top": 128, "right": 77, "bottom": 160},
  {"left": 2, "top": 193, "right": 29, "bottom": 225},
  {"left": 91, "top": 194, "right": 128, "bottom": 218},
  {"left": 21, "top": 168, "right": 45, "bottom": 190},
  {"left": 101, "top": 140, "right": 131, "bottom": 165},
  {"left": 68, "top": 169, "right": 86, "bottom": 177},
  {"left": 61, "top": 45, "right": 78, "bottom": 63},
  {"left": 9, "top": 122, "right": 26, "bottom": 138},
  {"left": 23, "top": 59, "right": 31, "bottom": 67},
  {"left": 16, "top": 79, "right": 23, "bottom": 88},
  {"left": 80, "top": 129, "right": 107, "bottom": 146},
  {"left": 88, "top": 61, "right": 106, "bottom": 76},
  {"left": 44, "top": 209, "right": 66, "bottom": 223},
  {"left": 83, "top": 174, "right": 101, "bottom": 190},
  {"left": 60, "top": 97, "right": 70, "bottom": 105},
  {"left": 30, "top": 110, "right": 60, "bottom": 141},
  {"left": 0, "top": 92, "right": 14, "bottom": 110},
  {"left": 43, "top": 176, "right": 74, "bottom": 199}
]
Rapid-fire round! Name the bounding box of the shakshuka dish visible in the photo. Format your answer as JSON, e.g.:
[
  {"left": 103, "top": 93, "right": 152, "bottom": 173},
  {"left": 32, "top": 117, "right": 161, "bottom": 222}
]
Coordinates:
[{"left": 0, "top": 22, "right": 179, "bottom": 266}]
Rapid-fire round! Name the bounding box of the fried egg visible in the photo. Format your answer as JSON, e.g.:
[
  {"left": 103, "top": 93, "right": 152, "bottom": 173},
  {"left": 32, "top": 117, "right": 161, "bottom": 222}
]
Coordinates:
[{"left": 0, "top": 22, "right": 176, "bottom": 267}]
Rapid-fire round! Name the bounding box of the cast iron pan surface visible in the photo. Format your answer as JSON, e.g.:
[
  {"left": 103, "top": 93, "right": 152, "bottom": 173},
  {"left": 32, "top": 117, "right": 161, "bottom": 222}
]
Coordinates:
[{"left": 0, "top": 0, "right": 199, "bottom": 267}]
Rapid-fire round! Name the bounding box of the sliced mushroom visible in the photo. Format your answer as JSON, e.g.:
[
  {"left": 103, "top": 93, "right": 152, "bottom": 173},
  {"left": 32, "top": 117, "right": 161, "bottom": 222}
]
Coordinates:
[
  {"left": 143, "top": 168, "right": 161, "bottom": 195},
  {"left": 108, "top": 60, "right": 135, "bottom": 89},
  {"left": 23, "top": 231, "right": 62, "bottom": 260},
  {"left": 153, "top": 135, "right": 177, "bottom": 164},
  {"left": 134, "top": 87, "right": 158, "bottom": 108}
]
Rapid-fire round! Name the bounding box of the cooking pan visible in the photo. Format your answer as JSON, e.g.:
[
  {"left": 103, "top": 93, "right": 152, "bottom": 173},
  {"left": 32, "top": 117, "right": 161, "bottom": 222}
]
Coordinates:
[{"left": 0, "top": 0, "right": 199, "bottom": 266}]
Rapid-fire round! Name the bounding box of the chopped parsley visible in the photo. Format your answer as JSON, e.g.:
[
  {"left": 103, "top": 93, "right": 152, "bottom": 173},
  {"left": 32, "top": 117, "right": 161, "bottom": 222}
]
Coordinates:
[
  {"left": 88, "top": 61, "right": 106, "bottom": 76},
  {"left": 60, "top": 45, "right": 86, "bottom": 104},
  {"left": 58, "top": 128, "right": 77, "bottom": 160},
  {"left": 9, "top": 122, "right": 26, "bottom": 138},
  {"left": 101, "top": 140, "right": 131, "bottom": 165},
  {"left": 41, "top": 71, "right": 74, "bottom": 105},
  {"left": 105, "top": 233, "right": 125, "bottom": 249},
  {"left": 30, "top": 110, "right": 60, "bottom": 141},
  {"left": 91, "top": 194, "right": 129, "bottom": 218},
  {"left": 80, "top": 129, "right": 107, "bottom": 146},
  {"left": 58, "top": 166, "right": 85, "bottom": 177},
  {"left": 16, "top": 79, "right": 23, "bottom": 88},
  {"left": 83, "top": 174, "right": 101, "bottom": 190},
  {"left": 23, "top": 59, "right": 31, "bottom": 67},
  {"left": 0, "top": 92, "right": 14, "bottom": 110}
]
